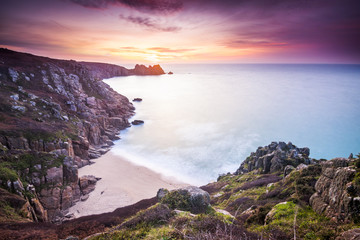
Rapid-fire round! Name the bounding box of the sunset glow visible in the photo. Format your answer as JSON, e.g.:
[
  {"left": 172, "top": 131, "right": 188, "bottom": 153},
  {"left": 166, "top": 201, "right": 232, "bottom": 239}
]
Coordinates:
[{"left": 1, "top": 0, "right": 360, "bottom": 64}]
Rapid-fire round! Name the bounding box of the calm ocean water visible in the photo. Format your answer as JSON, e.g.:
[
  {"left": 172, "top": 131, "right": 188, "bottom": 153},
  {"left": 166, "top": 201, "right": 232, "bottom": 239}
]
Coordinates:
[{"left": 104, "top": 64, "right": 360, "bottom": 185}]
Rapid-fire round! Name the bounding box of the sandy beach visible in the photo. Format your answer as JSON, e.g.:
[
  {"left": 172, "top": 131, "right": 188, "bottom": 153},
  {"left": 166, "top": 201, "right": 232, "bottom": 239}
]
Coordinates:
[{"left": 68, "top": 151, "right": 189, "bottom": 218}]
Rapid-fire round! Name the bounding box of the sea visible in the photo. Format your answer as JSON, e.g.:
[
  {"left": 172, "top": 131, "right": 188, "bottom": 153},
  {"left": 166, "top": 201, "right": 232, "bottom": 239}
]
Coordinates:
[{"left": 104, "top": 64, "right": 360, "bottom": 185}]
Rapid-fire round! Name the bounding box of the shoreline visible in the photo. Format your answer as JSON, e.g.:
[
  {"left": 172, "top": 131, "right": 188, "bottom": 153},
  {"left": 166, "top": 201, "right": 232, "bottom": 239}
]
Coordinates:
[{"left": 68, "top": 151, "right": 189, "bottom": 218}]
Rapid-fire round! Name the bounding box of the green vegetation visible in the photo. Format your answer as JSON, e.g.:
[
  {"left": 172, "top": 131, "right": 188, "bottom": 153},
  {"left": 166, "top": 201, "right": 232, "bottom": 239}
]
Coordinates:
[
  {"left": 0, "top": 151, "right": 65, "bottom": 191},
  {"left": 160, "top": 190, "right": 191, "bottom": 212},
  {"left": 90, "top": 204, "right": 249, "bottom": 240},
  {"left": 0, "top": 162, "right": 18, "bottom": 182},
  {"left": 0, "top": 200, "right": 28, "bottom": 223}
]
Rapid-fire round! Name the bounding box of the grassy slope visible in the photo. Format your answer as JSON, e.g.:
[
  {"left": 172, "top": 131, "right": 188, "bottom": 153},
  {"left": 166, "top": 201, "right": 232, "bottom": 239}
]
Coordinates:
[{"left": 89, "top": 158, "right": 360, "bottom": 240}]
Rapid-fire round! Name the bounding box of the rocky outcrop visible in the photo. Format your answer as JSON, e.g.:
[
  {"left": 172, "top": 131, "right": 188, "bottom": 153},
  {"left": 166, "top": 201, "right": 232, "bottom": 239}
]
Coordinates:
[
  {"left": 130, "top": 64, "right": 165, "bottom": 75},
  {"left": 235, "top": 141, "right": 311, "bottom": 175},
  {"left": 0, "top": 48, "right": 164, "bottom": 223},
  {"left": 310, "top": 158, "right": 360, "bottom": 223}
]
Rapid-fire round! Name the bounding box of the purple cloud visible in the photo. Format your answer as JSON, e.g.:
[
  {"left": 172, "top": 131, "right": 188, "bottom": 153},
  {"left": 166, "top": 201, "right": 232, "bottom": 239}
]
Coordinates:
[
  {"left": 119, "top": 14, "right": 181, "bottom": 32},
  {"left": 68, "top": 0, "right": 183, "bottom": 13}
]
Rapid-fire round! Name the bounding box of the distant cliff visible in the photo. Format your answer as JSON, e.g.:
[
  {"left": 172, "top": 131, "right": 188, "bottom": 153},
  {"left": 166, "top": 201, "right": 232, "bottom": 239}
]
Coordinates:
[{"left": 0, "top": 48, "right": 164, "bottom": 223}]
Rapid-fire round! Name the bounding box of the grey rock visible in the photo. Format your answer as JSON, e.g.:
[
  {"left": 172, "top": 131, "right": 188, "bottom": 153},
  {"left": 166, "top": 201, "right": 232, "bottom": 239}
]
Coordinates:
[
  {"left": 284, "top": 165, "right": 295, "bottom": 177},
  {"left": 235, "top": 141, "right": 310, "bottom": 175},
  {"left": 310, "top": 158, "right": 359, "bottom": 222},
  {"left": 157, "top": 188, "right": 169, "bottom": 200},
  {"left": 12, "top": 105, "right": 26, "bottom": 112},
  {"left": 8, "top": 68, "right": 19, "bottom": 82},
  {"left": 10, "top": 94, "right": 19, "bottom": 101}
]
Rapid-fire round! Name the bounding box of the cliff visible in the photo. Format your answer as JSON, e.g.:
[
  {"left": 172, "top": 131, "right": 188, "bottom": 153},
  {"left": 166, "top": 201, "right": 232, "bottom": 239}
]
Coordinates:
[{"left": 0, "top": 48, "right": 164, "bottom": 223}]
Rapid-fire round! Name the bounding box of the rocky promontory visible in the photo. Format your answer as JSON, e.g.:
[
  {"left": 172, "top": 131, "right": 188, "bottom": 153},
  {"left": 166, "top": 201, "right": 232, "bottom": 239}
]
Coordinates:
[{"left": 0, "top": 48, "right": 165, "bottom": 223}]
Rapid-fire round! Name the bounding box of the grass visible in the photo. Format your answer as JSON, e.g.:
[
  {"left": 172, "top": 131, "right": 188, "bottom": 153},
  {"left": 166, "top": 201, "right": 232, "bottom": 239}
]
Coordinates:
[{"left": 0, "top": 162, "right": 18, "bottom": 182}]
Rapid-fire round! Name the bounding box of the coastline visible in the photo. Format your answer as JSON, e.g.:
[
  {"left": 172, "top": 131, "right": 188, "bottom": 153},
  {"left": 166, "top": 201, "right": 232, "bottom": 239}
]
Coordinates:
[{"left": 68, "top": 151, "right": 189, "bottom": 218}]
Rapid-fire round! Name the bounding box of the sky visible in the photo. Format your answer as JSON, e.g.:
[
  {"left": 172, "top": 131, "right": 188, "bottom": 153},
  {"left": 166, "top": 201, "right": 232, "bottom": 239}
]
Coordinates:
[{"left": 1, "top": 0, "right": 360, "bottom": 64}]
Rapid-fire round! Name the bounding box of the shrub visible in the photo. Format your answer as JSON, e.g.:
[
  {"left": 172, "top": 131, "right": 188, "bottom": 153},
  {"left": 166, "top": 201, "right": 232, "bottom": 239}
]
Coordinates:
[{"left": 0, "top": 162, "right": 18, "bottom": 182}]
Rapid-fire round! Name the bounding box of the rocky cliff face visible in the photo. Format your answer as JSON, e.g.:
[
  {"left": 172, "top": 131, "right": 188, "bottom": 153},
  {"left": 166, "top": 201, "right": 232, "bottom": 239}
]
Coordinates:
[
  {"left": 310, "top": 158, "right": 360, "bottom": 223},
  {"left": 235, "top": 141, "right": 311, "bottom": 175},
  {"left": 0, "top": 48, "right": 164, "bottom": 223}
]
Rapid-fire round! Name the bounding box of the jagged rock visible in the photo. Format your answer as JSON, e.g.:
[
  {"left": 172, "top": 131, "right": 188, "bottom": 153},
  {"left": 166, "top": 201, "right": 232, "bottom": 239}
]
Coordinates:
[
  {"left": 39, "top": 187, "right": 62, "bottom": 220},
  {"left": 131, "top": 120, "right": 144, "bottom": 125},
  {"left": 63, "top": 156, "right": 78, "bottom": 184},
  {"left": 168, "top": 71, "right": 173, "bottom": 74},
  {"left": 5, "top": 136, "right": 30, "bottom": 150},
  {"left": 235, "top": 141, "right": 310, "bottom": 174},
  {"left": 310, "top": 158, "right": 359, "bottom": 222},
  {"left": 283, "top": 165, "right": 295, "bottom": 177},
  {"left": 31, "top": 198, "right": 48, "bottom": 222},
  {"left": 108, "top": 117, "right": 129, "bottom": 128},
  {"left": 132, "top": 98, "right": 142, "bottom": 102},
  {"left": 45, "top": 166, "right": 63, "bottom": 187},
  {"left": 61, "top": 186, "right": 74, "bottom": 210},
  {"left": 79, "top": 175, "right": 99, "bottom": 195}
]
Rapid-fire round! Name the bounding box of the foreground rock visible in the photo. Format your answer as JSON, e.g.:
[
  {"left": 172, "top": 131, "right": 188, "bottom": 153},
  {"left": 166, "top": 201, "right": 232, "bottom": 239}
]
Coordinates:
[
  {"left": 310, "top": 158, "right": 360, "bottom": 222},
  {"left": 158, "top": 186, "right": 210, "bottom": 214}
]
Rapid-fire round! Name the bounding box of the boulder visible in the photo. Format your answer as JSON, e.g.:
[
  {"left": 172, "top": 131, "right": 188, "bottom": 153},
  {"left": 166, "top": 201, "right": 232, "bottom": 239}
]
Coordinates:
[
  {"left": 283, "top": 165, "right": 295, "bottom": 177},
  {"left": 156, "top": 188, "right": 169, "bottom": 200},
  {"left": 160, "top": 186, "right": 210, "bottom": 214},
  {"left": 131, "top": 120, "right": 144, "bottom": 125},
  {"left": 79, "top": 175, "right": 99, "bottom": 195}
]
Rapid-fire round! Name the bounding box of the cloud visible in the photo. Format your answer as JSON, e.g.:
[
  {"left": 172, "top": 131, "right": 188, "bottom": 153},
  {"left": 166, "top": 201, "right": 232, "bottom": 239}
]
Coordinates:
[
  {"left": 147, "top": 47, "right": 195, "bottom": 53},
  {"left": 119, "top": 14, "right": 181, "bottom": 32},
  {"left": 68, "top": 0, "right": 183, "bottom": 13},
  {"left": 225, "top": 40, "right": 289, "bottom": 48}
]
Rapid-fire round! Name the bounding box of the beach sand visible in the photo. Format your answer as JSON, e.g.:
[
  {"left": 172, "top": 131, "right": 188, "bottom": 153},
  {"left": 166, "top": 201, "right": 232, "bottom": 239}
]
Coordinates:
[{"left": 68, "top": 151, "right": 189, "bottom": 218}]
